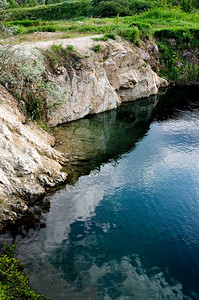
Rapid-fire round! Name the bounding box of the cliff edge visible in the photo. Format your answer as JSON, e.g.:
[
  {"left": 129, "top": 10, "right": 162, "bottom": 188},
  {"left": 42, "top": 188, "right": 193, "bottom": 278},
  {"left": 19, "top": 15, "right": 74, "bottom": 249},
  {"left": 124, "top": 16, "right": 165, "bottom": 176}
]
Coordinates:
[{"left": 0, "top": 85, "right": 67, "bottom": 230}]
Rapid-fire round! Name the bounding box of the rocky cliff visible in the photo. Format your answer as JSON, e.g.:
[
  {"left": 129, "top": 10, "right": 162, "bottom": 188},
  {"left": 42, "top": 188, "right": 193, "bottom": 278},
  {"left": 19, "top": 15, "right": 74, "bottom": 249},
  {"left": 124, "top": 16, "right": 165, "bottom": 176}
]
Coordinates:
[
  {"left": 0, "top": 85, "right": 67, "bottom": 230},
  {"left": 42, "top": 37, "right": 168, "bottom": 126},
  {"left": 0, "top": 36, "right": 168, "bottom": 230}
]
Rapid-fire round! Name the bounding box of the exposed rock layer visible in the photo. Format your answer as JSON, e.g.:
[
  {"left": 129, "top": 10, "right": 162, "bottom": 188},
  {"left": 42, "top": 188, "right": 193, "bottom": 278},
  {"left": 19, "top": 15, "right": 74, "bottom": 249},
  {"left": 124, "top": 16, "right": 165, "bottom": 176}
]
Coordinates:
[
  {"left": 41, "top": 38, "right": 168, "bottom": 126},
  {"left": 0, "top": 37, "right": 168, "bottom": 229},
  {"left": 0, "top": 85, "right": 67, "bottom": 230}
]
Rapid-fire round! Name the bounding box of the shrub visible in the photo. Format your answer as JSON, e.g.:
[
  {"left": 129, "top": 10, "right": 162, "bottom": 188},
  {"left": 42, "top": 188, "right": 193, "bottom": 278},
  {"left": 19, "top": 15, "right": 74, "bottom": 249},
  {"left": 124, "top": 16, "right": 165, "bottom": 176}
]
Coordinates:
[
  {"left": 158, "top": 42, "right": 178, "bottom": 67},
  {"left": 7, "top": 1, "right": 92, "bottom": 21},
  {"left": 183, "top": 63, "right": 199, "bottom": 83},
  {"left": 0, "top": 0, "right": 12, "bottom": 38},
  {"left": 44, "top": 44, "right": 79, "bottom": 70},
  {"left": 7, "top": 0, "right": 18, "bottom": 8},
  {"left": 0, "top": 48, "right": 64, "bottom": 120},
  {"left": 92, "top": 44, "right": 103, "bottom": 52},
  {"left": 170, "top": 66, "right": 180, "bottom": 81},
  {"left": 130, "top": 21, "right": 152, "bottom": 38},
  {"left": 0, "top": 244, "right": 44, "bottom": 299},
  {"left": 154, "top": 28, "right": 199, "bottom": 49},
  {"left": 180, "top": 0, "right": 193, "bottom": 12},
  {"left": 129, "top": 0, "right": 152, "bottom": 13},
  {"left": 7, "top": 19, "right": 44, "bottom": 26},
  {"left": 92, "top": 0, "right": 132, "bottom": 17},
  {"left": 92, "top": 35, "right": 108, "bottom": 41},
  {"left": 117, "top": 26, "right": 140, "bottom": 44},
  {"left": 105, "top": 33, "right": 116, "bottom": 40}
]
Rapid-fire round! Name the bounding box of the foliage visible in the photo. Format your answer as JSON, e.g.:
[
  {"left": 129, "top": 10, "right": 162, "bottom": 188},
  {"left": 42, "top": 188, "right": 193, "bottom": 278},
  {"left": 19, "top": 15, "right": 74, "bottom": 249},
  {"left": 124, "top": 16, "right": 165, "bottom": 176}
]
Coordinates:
[
  {"left": 0, "top": 244, "right": 44, "bottom": 299},
  {"left": 0, "top": 0, "right": 9, "bottom": 37},
  {"left": 92, "top": 0, "right": 132, "bottom": 17},
  {"left": 0, "top": 0, "right": 8, "bottom": 9},
  {"left": 117, "top": 26, "right": 140, "bottom": 44},
  {"left": 154, "top": 28, "right": 199, "bottom": 49},
  {"left": 44, "top": 44, "right": 80, "bottom": 70},
  {"left": 129, "top": 0, "right": 152, "bottom": 13},
  {"left": 105, "top": 32, "right": 116, "bottom": 39},
  {"left": 130, "top": 21, "right": 151, "bottom": 37},
  {"left": 92, "top": 44, "right": 103, "bottom": 52},
  {"left": 92, "top": 33, "right": 116, "bottom": 41},
  {"left": 92, "top": 35, "right": 108, "bottom": 41},
  {"left": 182, "top": 63, "right": 199, "bottom": 83},
  {"left": 0, "top": 48, "right": 64, "bottom": 120},
  {"left": 7, "top": 1, "right": 92, "bottom": 21},
  {"left": 7, "top": 0, "right": 18, "bottom": 8},
  {"left": 2, "top": 3, "right": 199, "bottom": 87},
  {"left": 180, "top": 0, "right": 193, "bottom": 12}
]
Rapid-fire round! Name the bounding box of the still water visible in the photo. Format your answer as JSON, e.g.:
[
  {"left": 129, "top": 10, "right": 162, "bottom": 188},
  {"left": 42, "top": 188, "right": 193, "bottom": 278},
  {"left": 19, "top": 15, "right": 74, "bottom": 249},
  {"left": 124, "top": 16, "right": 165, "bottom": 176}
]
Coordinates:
[{"left": 2, "top": 87, "right": 199, "bottom": 299}]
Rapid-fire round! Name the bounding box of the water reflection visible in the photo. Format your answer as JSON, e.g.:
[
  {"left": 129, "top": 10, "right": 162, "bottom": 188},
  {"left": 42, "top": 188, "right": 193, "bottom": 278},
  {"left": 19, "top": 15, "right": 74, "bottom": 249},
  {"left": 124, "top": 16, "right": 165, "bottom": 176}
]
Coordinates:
[
  {"left": 53, "top": 93, "right": 161, "bottom": 183},
  {"left": 1, "top": 87, "right": 199, "bottom": 300}
]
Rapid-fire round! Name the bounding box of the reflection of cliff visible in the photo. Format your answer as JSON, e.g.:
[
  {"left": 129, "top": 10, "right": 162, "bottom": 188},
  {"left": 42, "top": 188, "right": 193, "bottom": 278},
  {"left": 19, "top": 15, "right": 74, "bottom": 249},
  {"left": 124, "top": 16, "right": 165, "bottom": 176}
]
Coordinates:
[{"left": 53, "top": 94, "right": 160, "bottom": 183}]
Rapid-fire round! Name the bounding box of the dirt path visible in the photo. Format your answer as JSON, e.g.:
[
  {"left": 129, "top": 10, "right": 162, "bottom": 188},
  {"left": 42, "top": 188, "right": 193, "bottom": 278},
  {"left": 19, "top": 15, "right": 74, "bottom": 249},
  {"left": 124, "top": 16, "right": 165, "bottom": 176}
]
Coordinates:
[{"left": 17, "top": 34, "right": 103, "bottom": 55}]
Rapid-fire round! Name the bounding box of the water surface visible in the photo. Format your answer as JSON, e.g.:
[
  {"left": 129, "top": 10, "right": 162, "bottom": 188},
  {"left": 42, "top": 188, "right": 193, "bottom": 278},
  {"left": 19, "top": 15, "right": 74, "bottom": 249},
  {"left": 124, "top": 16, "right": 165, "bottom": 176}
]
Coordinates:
[{"left": 1, "top": 87, "right": 199, "bottom": 300}]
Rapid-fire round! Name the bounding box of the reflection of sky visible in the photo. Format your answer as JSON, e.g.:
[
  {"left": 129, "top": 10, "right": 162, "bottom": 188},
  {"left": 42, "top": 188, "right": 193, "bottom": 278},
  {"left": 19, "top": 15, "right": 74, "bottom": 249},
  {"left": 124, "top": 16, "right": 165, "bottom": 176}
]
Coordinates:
[
  {"left": 15, "top": 95, "right": 199, "bottom": 299},
  {"left": 40, "top": 107, "right": 199, "bottom": 254}
]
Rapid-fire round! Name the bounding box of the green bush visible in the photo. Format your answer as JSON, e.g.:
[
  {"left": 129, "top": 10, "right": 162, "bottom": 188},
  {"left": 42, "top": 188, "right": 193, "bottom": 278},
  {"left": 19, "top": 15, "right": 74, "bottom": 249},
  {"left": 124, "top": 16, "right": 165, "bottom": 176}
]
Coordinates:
[
  {"left": 170, "top": 66, "right": 180, "bottom": 81},
  {"left": 180, "top": 0, "right": 193, "bottom": 12},
  {"left": 0, "top": 48, "right": 63, "bottom": 120},
  {"left": 183, "top": 63, "right": 199, "bottom": 83},
  {"left": 154, "top": 28, "right": 199, "bottom": 48},
  {"left": 92, "top": 44, "right": 103, "bottom": 52},
  {"left": 130, "top": 21, "right": 152, "bottom": 37},
  {"left": 7, "top": 19, "right": 44, "bottom": 26},
  {"left": 129, "top": 0, "right": 152, "bottom": 13},
  {"left": 44, "top": 44, "right": 80, "bottom": 70},
  {"left": 118, "top": 26, "right": 140, "bottom": 44},
  {"left": 7, "top": 1, "right": 92, "bottom": 21},
  {"left": 7, "top": 0, "right": 18, "bottom": 8},
  {"left": 92, "top": 35, "right": 108, "bottom": 41},
  {"left": 0, "top": 244, "right": 44, "bottom": 299},
  {"left": 92, "top": 0, "right": 131, "bottom": 17},
  {"left": 158, "top": 42, "right": 178, "bottom": 67},
  {"left": 105, "top": 32, "right": 116, "bottom": 39}
]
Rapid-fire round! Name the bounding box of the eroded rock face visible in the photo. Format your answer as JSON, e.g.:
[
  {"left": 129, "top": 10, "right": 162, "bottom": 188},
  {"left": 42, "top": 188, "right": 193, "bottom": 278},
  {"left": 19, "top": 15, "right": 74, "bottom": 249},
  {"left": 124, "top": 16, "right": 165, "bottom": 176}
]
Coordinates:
[
  {"left": 45, "top": 38, "right": 168, "bottom": 126},
  {"left": 0, "top": 85, "right": 67, "bottom": 230},
  {"left": 0, "top": 37, "right": 168, "bottom": 229}
]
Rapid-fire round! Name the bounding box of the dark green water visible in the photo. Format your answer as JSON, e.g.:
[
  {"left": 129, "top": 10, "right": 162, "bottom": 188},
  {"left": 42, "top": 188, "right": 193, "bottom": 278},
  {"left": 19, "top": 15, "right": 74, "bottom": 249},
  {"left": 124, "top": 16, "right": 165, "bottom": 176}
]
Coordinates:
[{"left": 1, "top": 87, "right": 199, "bottom": 299}]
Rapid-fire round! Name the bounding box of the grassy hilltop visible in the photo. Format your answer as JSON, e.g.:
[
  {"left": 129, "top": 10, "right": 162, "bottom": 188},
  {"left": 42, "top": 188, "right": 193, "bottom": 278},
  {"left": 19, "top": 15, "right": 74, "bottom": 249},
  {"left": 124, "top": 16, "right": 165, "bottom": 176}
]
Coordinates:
[{"left": 3, "top": 0, "right": 199, "bottom": 83}]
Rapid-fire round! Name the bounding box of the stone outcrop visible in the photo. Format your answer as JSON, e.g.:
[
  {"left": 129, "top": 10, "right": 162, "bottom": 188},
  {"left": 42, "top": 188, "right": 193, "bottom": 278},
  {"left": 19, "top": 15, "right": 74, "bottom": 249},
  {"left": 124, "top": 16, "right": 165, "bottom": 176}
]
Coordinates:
[
  {"left": 0, "top": 85, "right": 67, "bottom": 230},
  {"left": 0, "top": 36, "right": 168, "bottom": 229},
  {"left": 42, "top": 38, "right": 168, "bottom": 126}
]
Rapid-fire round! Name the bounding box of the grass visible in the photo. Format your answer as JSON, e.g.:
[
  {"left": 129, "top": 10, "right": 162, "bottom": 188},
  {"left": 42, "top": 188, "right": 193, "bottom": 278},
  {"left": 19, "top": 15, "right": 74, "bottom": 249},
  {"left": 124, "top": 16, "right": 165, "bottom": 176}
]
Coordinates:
[
  {"left": 3, "top": 6, "right": 199, "bottom": 83},
  {"left": 5, "top": 8, "right": 199, "bottom": 39}
]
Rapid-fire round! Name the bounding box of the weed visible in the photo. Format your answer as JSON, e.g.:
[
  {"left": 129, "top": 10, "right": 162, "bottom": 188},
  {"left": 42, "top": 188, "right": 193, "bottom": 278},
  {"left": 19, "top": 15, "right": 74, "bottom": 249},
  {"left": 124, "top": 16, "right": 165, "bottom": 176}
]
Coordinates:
[
  {"left": 92, "top": 35, "right": 108, "bottom": 41},
  {"left": 0, "top": 48, "right": 64, "bottom": 121},
  {"left": 117, "top": 26, "right": 140, "bottom": 44},
  {"left": 92, "top": 44, "right": 103, "bottom": 52},
  {"left": 44, "top": 44, "right": 79, "bottom": 71}
]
